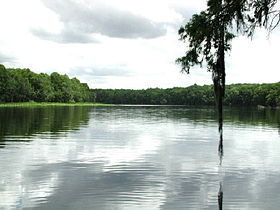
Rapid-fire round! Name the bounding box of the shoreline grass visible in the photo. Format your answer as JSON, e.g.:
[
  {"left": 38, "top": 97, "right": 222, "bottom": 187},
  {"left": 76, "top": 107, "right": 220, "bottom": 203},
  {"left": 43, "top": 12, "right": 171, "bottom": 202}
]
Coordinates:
[{"left": 0, "top": 102, "right": 115, "bottom": 107}]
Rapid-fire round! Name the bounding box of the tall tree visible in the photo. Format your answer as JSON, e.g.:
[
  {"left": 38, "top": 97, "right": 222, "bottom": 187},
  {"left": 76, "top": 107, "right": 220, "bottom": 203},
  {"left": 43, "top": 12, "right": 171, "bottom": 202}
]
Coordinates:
[
  {"left": 176, "top": 0, "right": 279, "bottom": 153},
  {"left": 176, "top": 0, "right": 244, "bottom": 153}
]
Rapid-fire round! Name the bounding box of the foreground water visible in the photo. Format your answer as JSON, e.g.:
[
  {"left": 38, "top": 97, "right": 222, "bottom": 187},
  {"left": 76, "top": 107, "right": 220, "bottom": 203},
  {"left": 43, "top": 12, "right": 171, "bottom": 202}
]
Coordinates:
[{"left": 0, "top": 106, "right": 279, "bottom": 209}]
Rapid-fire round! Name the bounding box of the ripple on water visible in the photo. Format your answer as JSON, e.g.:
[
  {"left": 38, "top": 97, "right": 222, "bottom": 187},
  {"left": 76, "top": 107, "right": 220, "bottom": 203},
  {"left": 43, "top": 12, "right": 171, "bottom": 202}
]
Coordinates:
[{"left": 0, "top": 106, "right": 280, "bottom": 209}]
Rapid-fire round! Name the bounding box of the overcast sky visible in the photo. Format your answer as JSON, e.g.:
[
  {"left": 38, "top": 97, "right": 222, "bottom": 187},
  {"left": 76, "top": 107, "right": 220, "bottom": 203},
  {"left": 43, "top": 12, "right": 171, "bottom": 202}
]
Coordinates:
[{"left": 0, "top": 0, "right": 279, "bottom": 89}]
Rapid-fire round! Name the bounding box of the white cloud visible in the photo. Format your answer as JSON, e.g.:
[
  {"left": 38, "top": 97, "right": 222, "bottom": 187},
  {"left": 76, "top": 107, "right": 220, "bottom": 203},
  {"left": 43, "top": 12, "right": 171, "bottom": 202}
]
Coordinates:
[
  {"left": 226, "top": 28, "right": 280, "bottom": 84},
  {"left": 0, "top": 0, "right": 279, "bottom": 89}
]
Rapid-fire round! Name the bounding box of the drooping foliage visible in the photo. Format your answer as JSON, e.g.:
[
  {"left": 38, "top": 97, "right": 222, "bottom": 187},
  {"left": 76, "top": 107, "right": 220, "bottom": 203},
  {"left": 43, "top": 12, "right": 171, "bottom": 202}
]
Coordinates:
[
  {"left": 176, "top": 0, "right": 279, "bottom": 97},
  {"left": 177, "top": 0, "right": 248, "bottom": 69},
  {"left": 247, "top": 0, "right": 280, "bottom": 35},
  {"left": 177, "top": 0, "right": 237, "bottom": 152},
  {"left": 176, "top": 0, "right": 279, "bottom": 153}
]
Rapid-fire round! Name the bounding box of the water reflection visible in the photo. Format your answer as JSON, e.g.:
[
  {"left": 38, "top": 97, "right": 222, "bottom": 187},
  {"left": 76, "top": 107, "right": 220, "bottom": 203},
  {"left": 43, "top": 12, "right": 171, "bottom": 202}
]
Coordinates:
[
  {"left": 278, "top": 120, "right": 280, "bottom": 136},
  {"left": 0, "top": 106, "right": 279, "bottom": 209},
  {"left": 216, "top": 107, "right": 280, "bottom": 209},
  {"left": 218, "top": 182, "right": 223, "bottom": 210},
  {"left": 223, "top": 107, "right": 280, "bottom": 127},
  {"left": 218, "top": 128, "right": 224, "bottom": 163},
  {"left": 0, "top": 106, "right": 92, "bottom": 148},
  {"left": 217, "top": 104, "right": 224, "bottom": 210}
]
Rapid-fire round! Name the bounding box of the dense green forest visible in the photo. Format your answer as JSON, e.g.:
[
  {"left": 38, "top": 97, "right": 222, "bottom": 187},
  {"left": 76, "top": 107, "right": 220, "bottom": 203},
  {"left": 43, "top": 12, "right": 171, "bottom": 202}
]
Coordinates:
[
  {"left": 94, "top": 83, "right": 280, "bottom": 107},
  {"left": 0, "top": 64, "right": 94, "bottom": 103},
  {"left": 1, "top": 64, "right": 279, "bottom": 106}
]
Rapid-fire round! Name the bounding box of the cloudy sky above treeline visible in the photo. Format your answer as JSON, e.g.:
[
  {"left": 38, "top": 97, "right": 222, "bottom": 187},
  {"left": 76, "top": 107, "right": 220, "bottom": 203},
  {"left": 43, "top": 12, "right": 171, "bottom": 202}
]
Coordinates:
[{"left": 0, "top": 0, "right": 279, "bottom": 89}]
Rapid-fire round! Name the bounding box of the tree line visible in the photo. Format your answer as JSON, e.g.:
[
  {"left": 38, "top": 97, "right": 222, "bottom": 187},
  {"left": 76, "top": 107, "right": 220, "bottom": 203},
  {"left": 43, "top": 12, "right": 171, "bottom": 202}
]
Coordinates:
[
  {"left": 1, "top": 63, "right": 279, "bottom": 106},
  {"left": 94, "top": 82, "right": 280, "bottom": 107},
  {"left": 0, "top": 64, "right": 94, "bottom": 103}
]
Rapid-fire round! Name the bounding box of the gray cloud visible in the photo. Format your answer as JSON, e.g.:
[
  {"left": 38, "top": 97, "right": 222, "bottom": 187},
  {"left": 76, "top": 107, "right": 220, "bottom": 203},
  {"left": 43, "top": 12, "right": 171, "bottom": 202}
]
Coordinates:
[
  {"left": 70, "top": 65, "right": 133, "bottom": 77},
  {"left": 36, "top": 0, "right": 167, "bottom": 43},
  {"left": 172, "top": 7, "right": 194, "bottom": 21},
  {"left": 169, "top": 4, "right": 197, "bottom": 28},
  {"left": 0, "top": 52, "right": 16, "bottom": 64},
  {"left": 30, "top": 28, "right": 97, "bottom": 44}
]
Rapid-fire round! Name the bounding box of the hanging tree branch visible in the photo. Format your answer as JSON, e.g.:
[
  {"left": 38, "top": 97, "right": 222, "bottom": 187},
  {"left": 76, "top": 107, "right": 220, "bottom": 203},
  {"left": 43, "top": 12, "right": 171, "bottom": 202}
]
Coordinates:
[
  {"left": 246, "top": 0, "right": 279, "bottom": 35},
  {"left": 176, "top": 0, "right": 251, "bottom": 153}
]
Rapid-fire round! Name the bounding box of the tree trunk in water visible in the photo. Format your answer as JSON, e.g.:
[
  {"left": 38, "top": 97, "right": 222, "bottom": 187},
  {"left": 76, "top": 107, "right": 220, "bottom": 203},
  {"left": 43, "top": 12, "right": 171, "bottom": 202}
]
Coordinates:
[
  {"left": 213, "top": 0, "right": 225, "bottom": 155},
  {"left": 218, "top": 182, "right": 223, "bottom": 210}
]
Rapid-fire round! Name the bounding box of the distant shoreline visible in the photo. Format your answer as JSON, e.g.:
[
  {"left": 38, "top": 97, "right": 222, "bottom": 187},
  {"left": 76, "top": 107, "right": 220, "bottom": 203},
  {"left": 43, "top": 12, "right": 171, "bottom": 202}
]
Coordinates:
[
  {"left": 94, "top": 82, "right": 280, "bottom": 107},
  {"left": 0, "top": 103, "right": 279, "bottom": 109},
  {"left": 0, "top": 102, "right": 115, "bottom": 107}
]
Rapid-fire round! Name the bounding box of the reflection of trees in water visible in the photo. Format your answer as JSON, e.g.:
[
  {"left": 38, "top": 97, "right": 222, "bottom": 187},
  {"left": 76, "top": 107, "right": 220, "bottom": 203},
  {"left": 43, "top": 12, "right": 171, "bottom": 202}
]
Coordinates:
[
  {"left": 136, "top": 106, "right": 280, "bottom": 128},
  {"left": 224, "top": 107, "right": 280, "bottom": 127},
  {"left": 278, "top": 120, "right": 280, "bottom": 137},
  {"left": 218, "top": 120, "right": 224, "bottom": 209},
  {"left": 103, "top": 106, "right": 279, "bottom": 129},
  {"left": 218, "top": 108, "right": 224, "bottom": 158},
  {"left": 218, "top": 182, "right": 223, "bottom": 210},
  {"left": 0, "top": 106, "right": 92, "bottom": 148},
  {"left": 217, "top": 104, "right": 224, "bottom": 210},
  {"left": 214, "top": 108, "right": 280, "bottom": 210}
]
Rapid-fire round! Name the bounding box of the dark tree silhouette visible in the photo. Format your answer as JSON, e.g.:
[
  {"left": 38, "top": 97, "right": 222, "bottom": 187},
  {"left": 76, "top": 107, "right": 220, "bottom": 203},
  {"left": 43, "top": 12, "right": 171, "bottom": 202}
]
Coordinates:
[
  {"left": 176, "top": 0, "right": 279, "bottom": 154},
  {"left": 247, "top": 0, "right": 279, "bottom": 35},
  {"left": 176, "top": 0, "right": 242, "bottom": 153}
]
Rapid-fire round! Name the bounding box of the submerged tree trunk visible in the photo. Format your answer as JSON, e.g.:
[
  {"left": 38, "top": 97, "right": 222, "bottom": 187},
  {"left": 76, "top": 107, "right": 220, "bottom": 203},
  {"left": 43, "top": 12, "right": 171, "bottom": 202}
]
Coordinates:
[
  {"left": 213, "top": 0, "right": 226, "bottom": 155},
  {"left": 218, "top": 182, "right": 223, "bottom": 210},
  {"left": 214, "top": 46, "right": 225, "bottom": 156}
]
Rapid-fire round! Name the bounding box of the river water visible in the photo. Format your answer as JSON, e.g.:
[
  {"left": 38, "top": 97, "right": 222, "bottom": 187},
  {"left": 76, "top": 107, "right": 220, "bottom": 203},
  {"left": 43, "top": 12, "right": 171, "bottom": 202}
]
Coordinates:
[{"left": 0, "top": 106, "right": 279, "bottom": 209}]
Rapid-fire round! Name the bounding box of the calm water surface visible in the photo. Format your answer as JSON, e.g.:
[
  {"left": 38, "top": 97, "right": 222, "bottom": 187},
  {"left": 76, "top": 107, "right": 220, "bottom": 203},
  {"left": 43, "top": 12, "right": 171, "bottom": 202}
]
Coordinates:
[{"left": 0, "top": 106, "right": 279, "bottom": 209}]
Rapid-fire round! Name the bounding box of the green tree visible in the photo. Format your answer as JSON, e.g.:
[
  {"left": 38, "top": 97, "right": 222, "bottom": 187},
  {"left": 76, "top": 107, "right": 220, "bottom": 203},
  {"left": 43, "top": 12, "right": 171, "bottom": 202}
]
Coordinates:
[
  {"left": 50, "top": 72, "right": 74, "bottom": 102},
  {"left": 0, "top": 64, "right": 12, "bottom": 102},
  {"left": 8, "top": 68, "right": 34, "bottom": 102},
  {"left": 176, "top": 0, "right": 244, "bottom": 152},
  {"left": 35, "top": 73, "right": 55, "bottom": 102},
  {"left": 0, "top": 65, "right": 93, "bottom": 103},
  {"left": 176, "top": 0, "right": 279, "bottom": 152}
]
